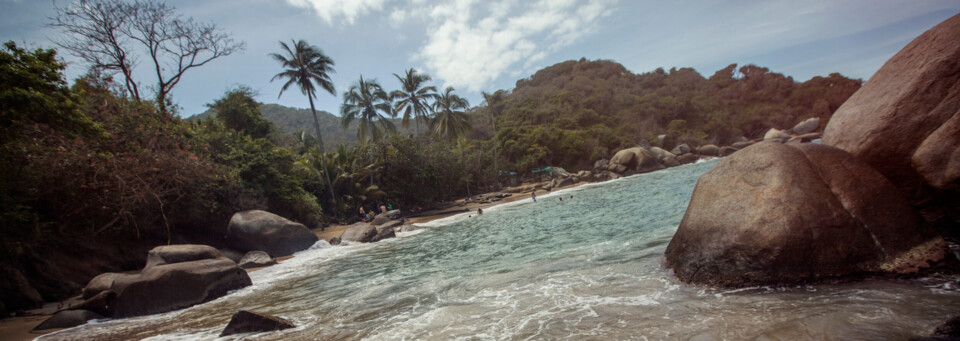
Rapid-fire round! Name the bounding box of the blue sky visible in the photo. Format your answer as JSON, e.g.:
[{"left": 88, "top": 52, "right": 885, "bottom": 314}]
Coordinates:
[{"left": 2, "top": 0, "right": 958, "bottom": 117}]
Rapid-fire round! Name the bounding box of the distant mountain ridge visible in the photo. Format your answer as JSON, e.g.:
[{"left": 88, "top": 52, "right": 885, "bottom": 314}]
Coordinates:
[{"left": 190, "top": 103, "right": 425, "bottom": 147}]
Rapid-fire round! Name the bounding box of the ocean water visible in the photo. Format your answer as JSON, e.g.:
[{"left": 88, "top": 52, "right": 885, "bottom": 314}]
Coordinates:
[{"left": 40, "top": 159, "right": 960, "bottom": 340}]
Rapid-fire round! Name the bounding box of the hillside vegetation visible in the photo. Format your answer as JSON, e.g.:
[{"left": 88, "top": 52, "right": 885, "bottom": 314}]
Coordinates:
[
  {"left": 190, "top": 103, "right": 425, "bottom": 147},
  {"left": 476, "top": 59, "right": 861, "bottom": 171}
]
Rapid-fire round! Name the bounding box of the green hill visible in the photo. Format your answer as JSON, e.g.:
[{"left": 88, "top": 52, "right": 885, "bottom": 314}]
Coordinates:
[
  {"left": 483, "top": 59, "right": 862, "bottom": 170},
  {"left": 191, "top": 103, "right": 425, "bottom": 147}
]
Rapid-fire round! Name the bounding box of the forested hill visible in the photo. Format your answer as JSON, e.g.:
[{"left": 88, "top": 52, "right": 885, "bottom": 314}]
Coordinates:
[
  {"left": 190, "top": 103, "right": 425, "bottom": 147},
  {"left": 483, "top": 58, "right": 862, "bottom": 170}
]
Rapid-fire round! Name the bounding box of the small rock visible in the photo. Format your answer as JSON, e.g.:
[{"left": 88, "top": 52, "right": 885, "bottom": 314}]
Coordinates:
[
  {"left": 697, "top": 145, "right": 719, "bottom": 156},
  {"left": 764, "top": 128, "right": 790, "bottom": 141},
  {"left": 791, "top": 117, "right": 820, "bottom": 134},
  {"left": 677, "top": 153, "right": 699, "bottom": 165},
  {"left": 237, "top": 251, "right": 277, "bottom": 269},
  {"left": 220, "top": 310, "right": 295, "bottom": 337},
  {"left": 370, "top": 227, "right": 396, "bottom": 243},
  {"left": 33, "top": 310, "right": 104, "bottom": 331}
]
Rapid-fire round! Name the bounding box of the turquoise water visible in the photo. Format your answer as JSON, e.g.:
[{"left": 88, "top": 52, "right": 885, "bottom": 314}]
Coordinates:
[{"left": 40, "top": 159, "right": 960, "bottom": 340}]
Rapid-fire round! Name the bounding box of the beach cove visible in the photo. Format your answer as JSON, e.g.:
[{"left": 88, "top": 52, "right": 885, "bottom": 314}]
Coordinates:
[{"left": 27, "top": 159, "right": 960, "bottom": 340}]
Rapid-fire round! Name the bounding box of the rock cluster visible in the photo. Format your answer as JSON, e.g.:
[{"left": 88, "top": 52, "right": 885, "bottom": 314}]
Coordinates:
[
  {"left": 664, "top": 13, "right": 960, "bottom": 288},
  {"left": 822, "top": 12, "right": 960, "bottom": 238},
  {"left": 664, "top": 143, "right": 944, "bottom": 286}
]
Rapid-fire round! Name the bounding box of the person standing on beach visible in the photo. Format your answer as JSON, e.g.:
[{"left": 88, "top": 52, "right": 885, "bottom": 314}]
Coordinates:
[
  {"left": 359, "top": 207, "right": 366, "bottom": 222},
  {"left": 532, "top": 190, "right": 537, "bottom": 202},
  {"left": 478, "top": 208, "right": 483, "bottom": 215}
]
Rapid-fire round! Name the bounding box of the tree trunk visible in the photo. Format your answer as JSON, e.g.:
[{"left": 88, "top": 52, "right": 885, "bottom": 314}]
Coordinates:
[
  {"left": 307, "top": 95, "right": 337, "bottom": 205},
  {"left": 490, "top": 111, "right": 499, "bottom": 187}
]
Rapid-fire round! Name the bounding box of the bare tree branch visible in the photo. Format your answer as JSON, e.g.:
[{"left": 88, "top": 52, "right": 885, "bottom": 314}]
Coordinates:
[{"left": 49, "top": 0, "right": 244, "bottom": 115}]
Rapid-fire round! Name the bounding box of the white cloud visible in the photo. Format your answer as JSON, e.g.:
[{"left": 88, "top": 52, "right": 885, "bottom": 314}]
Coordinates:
[
  {"left": 284, "top": 0, "right": 388, "bottom": 25},
  {"left": 389, "top": 8, "right": 407, "bottom": 26},
  {"left": 417, "top": 0, "right": 619, "bottom": 92},
  {"left": 280, "top": 0, "right": 619, "bottom": 92}
]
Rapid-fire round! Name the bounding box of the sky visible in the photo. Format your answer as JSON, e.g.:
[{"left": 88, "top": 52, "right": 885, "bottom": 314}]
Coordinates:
[{"left": 1, "top": 0, "right": 958, "bottom": 117}]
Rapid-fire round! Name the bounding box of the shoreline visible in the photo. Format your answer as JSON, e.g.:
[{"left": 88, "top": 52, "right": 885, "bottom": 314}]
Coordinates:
[{"left": 0, "top": 180, "right": 596, "bottom": 341}]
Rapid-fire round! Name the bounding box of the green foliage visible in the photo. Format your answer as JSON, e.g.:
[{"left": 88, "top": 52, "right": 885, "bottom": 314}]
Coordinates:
[
  {"left": 490, "top": 59, "right": 861, "bottom": 172},
  {"left": 0, "top": 41, "right": 97, "bottom": 142},
  {"left": 207, "top": 85, "right": 271, "bottom": 139},
  {"left": 340, "top": 76, "right": 396, "bottom": 146}
]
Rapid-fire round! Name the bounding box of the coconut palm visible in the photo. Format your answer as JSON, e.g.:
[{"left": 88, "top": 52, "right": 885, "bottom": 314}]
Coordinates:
[
  {"left": 340, "top": 76, "right": 396, "bottom": 146},
  {"left": 270, "top": 39, "right": 338, "bottom": 204},
  {"left": 482, "top": 90, "right": 506, "bottom": 179},
  {"left": 391, "top": 68, "right": 438, "bottom": 133},
  {"left": 431, "top": 86, "right": 472, "bottom": 141}
]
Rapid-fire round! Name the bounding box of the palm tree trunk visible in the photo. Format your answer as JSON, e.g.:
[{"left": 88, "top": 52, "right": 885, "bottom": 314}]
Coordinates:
[
  {"left": 307, "top": 95, "right": 338, "bottom": 205},
  {"left": 491, "top": 114, "right": 499, "bottom": 187}
]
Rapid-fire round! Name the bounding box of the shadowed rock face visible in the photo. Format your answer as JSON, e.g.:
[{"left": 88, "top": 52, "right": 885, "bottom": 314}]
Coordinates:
[
  {"left": 822, "top": 13, "right": 960, "bottom": 234},
  {"left": 664, "top": 143, "right": 944, "bottom": 287},
  {"left": 226, "top": 210, "right": 319, "bottom": 257},
  {"left": 80, "top": 245, "right": 252, "bottom": 318},
  {"left": 107, "top": 257, "right": 251, "bottom": 318}
]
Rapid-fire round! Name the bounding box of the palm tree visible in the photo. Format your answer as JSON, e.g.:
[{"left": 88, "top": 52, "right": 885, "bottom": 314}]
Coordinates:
[
  {"left": 270, "top": 39, "right": 338, "bottom": 204},
  {"left": 431, "top": 86, "right": 472, "bottom": 141},
  {"left": 391, "top": 68, "right": 438, "bottom": 134},
  {"left": 341, "top": 76, "right": 396, "bottom": 187},
  {"left": 482, "top": 90, "right": 506, "bottom": 181},
  {"left": 340, "top": 76, "right": 396, "bottom": 146}
]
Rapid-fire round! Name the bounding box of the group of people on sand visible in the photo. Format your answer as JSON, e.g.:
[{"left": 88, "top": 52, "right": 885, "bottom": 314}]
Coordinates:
[{"left": 359, "top": 203, "right": 393, "bottom": 222}]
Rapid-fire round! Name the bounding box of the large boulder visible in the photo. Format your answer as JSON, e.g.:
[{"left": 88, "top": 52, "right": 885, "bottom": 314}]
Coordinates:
[
  {"left": 226, "top": 210, "right": 319, "bottom": 257},
  {"left": 33, "top": 310, "right": 104, "bottom": 331},
  {"left": 144, "top": 244, "right": 222, "bottom": 270},
  {"left": 822, "top": 15, "right": 960, "bottom": 200},
  {"left": 220, "top": 310, "right": 295, "bottom": 337},
  {"left": 81, "top": 245, "right": 252, "bottom": 318},
  {"left": 635, "top": 148, "right": 666, "bottom": 174},
  {"left": 649, "top": 147, "right": 680, "bottom": 167},
  {"left": 664, "top": 142, "right": 945, "bottom": 287},
  {"left": 822, "top": 13, "right": 960, "bottom": 235},
  {"left": 608, "top": 147, "right": 643, "bottom": 173},
  {"left": 237, "top": 251, "right": 277, "bottom": 269},
  {"left": 791, "top": 117, "right": 820, "bottom": 134},
  {"left": 108, "top": 257, "right": 251, "bottom": 317},
  {"left": 340, "top": 223, "right": 377, "bottom": 243}
]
